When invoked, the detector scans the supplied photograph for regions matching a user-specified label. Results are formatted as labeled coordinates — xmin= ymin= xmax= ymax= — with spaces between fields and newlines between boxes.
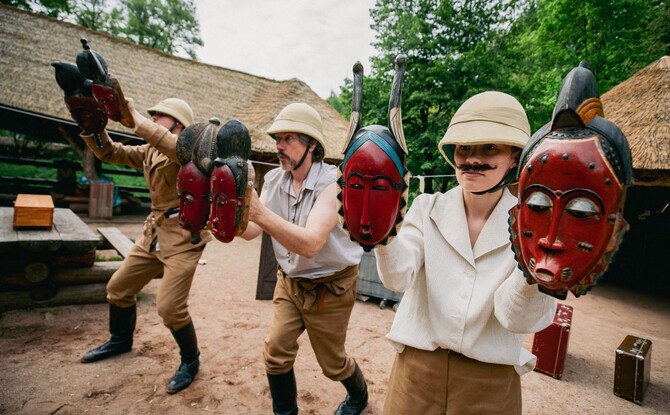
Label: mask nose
xmin=358 ymin=183 xmax=373 ymax=238
xmin=537 ymin=207 xmax=565 ymax=251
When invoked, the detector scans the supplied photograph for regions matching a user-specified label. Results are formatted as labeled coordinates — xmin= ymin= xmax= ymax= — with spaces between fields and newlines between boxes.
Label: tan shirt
xmin=261 ymin=162 xmax=363 ymax=279
xmin=81 ymin=120 xmax=211 ymax=257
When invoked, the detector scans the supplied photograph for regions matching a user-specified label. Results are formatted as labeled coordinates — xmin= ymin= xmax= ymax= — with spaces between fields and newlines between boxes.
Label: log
xmin=0 ymin=208 xmax=18 ymax=254
xmin=24 ymin=262 xmax=49 ymax=283
xmin=51 ymin=249 xmax=96 ymax=268
xmin=0 ymin=282 xmax=108 ymax=312
xmin=0 ymin=261 xmax=121 ymax=289
xmin=30 ymin=281 xmax=58 ymax=301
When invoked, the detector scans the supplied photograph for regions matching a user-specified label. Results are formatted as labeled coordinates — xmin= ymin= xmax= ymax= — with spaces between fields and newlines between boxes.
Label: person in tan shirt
xmin=242 ymin=103 xmax=368 ymax=415
xmin=77 ymin=98 xmax=212 ymax=394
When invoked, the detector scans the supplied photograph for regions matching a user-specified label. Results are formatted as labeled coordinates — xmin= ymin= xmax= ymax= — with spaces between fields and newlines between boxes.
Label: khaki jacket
xmin=81 ymin=120 xmax=212 ymax=257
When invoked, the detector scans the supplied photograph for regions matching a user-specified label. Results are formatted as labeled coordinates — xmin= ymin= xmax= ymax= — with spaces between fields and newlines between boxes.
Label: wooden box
xmin=13 ymin=194 xmax=54 ymax=229
xmin=532 ymin=303 xmax=573 ymax=379
xmin=614 ymin=335 xmax=652 ymax=404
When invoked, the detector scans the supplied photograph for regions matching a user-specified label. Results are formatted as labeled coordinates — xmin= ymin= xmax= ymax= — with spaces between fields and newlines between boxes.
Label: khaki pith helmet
xmin=266 ymin=102 xmax=325 ymax=148
xmin=438 ymin=91 xmax=530 ymax=169
xmin=147 ymin=98 xmax=194 ymax=127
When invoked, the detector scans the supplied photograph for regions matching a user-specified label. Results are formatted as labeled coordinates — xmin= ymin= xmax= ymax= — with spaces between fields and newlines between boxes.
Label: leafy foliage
xmin=332 ymin=0 xmax=667 ymax=196
xmin=0 ymin=0 xmax=70 ymax=17
xmin=3 ymin=0 xmax=204 ymax=59
xmin=109 ymin=0 xmax=203 ymax=59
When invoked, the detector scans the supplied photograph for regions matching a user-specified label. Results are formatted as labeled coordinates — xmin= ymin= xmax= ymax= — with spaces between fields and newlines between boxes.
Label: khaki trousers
xmin=382 ymin=346 xmax=522 ymax=415
xmin=263 ymin=266 xmax=359 ymax=381
xmin=106 ymin=243 xmax=204 ymax=331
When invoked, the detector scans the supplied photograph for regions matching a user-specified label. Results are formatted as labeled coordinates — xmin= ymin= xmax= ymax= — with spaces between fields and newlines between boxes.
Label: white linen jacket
xmin=375 ymin=186 xmax=556 ymax=374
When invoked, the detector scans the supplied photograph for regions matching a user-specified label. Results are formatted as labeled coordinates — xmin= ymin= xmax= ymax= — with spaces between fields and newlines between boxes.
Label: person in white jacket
xmin=375 ymin=91 xmax=557 ymax=415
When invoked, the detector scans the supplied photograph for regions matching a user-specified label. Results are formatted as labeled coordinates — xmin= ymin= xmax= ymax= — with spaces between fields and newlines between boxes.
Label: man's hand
xmin=125 ymin=97 xmax=147 ymax=129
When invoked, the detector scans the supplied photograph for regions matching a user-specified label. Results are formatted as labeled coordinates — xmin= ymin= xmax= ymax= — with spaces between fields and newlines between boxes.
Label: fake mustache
xmin=456 ymin=163 xmax=497 ymax=172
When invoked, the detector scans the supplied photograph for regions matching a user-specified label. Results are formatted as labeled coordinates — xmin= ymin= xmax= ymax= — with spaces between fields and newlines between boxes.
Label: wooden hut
xmin=601 ymin=56 xmax=670 ymax=296
xmin=0 ymin=5 xmax=349 ymax=194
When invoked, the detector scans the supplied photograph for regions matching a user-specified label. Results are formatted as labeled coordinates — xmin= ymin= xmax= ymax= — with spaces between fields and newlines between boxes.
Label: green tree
xmin=109 ymin=0 xmax=203 ymax=59
xmin=0 ymin=0 xmax=70 ymax=17
xmin=333 ymin=0 xmax=666 ymax=197
xmin=71 ymin=0 xmax=110 ymax=31
xmin=2 ymin=0 xmax=203 ymax=59
xmin=357 ymin=0 xmax=519 ymax=195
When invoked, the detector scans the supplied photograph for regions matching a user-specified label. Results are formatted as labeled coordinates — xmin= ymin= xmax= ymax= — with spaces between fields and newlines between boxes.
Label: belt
xmin=164 ymin=207 xmax=180 ymax=219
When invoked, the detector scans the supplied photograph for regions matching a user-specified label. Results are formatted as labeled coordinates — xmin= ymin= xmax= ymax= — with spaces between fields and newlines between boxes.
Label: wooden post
xmin=89 ymin=181 xmax=114 ymax=219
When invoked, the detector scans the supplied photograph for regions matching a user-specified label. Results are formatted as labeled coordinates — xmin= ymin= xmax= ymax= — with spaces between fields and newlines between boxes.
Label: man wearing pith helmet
xmin=242 ymin=102 xmax=369 ymax=415
xmin=375 ymin=92 xmax=556 ymax=414
xmin=78 ymin=96 xmax=212 ymax=395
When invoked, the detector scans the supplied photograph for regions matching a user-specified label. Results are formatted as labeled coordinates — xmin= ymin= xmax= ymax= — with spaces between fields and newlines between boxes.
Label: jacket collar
xmin=430 ymin=186 xmax=516 ymax=267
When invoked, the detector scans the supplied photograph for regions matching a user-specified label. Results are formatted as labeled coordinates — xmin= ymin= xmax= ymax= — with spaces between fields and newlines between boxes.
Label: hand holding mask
xmin=337 ymin=56 xmax=410 ymax=252
xmin=509 ymin=62 xmax=633 ymax=299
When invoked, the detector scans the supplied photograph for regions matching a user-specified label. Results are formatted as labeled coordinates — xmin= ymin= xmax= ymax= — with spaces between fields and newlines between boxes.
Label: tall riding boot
xmin=334 ymin=362 xmax=368 ymax=415
xmin=166 ymin=321 xmax=200 ymax=394
xmin=267 ymin=369 xmax=298 ymax=415
xmin=81 ymin=304 xmax=136 ymax=363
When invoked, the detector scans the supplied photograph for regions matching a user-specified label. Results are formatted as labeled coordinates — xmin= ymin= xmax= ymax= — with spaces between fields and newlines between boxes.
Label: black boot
xmin=166 ymin=321 xmax=200 ymax=394
xmin=334 ymin=362 xmax=368 ymax=415
xmin=81 ymin=304 xmax=136 ymax=363
xmin=267 ymin=369 xmax=298 ymax=415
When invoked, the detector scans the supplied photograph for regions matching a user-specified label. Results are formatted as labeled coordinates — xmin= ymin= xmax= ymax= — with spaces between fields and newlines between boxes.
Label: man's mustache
xmin=456 ymin=163 xmax=497 ymax=172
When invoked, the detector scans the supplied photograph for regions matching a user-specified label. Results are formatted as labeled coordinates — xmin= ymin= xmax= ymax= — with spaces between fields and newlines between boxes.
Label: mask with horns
xmin=337 ymin=56 xmax=410 ymax=252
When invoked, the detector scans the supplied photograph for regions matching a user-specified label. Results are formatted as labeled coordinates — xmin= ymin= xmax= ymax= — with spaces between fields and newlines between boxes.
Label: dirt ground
xmin=1 ymin=212 xmax=669 ymax=415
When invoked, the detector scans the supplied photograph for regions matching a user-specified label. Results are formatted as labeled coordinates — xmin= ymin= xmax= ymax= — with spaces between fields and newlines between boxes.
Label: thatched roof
xmin=0 ymin=5 xmax=349 ymax=162
xmin=602 ymin=56 xmax=670 ymax=186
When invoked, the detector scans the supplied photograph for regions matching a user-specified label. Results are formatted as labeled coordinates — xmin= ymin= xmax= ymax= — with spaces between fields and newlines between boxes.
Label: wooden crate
xmin=13 ymin=194 xmax=54 ymax=229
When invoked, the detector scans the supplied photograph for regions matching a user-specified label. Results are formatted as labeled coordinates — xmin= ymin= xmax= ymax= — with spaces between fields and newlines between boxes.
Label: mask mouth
xmin=533 ymin=269 xmax=555 ymax=283
xmin=357 ymin=232 xmax=373 ymax=241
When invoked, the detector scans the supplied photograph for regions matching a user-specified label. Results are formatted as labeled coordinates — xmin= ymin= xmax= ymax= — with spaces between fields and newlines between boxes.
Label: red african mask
xmin=511 ymin=134 xmax=628 ymax=299
xmin=340 ymin=127 xmax=406 ymax=250
xmin=510 ymin=62 xmax=632 ymax=300
xmin=208 ymin=120 xmax=254 ymax=243
xmin=209 ymin=164 xmax=238 ymax=243
xmin=338 ymin=56 xmax=409 ymax=251
xmin=176 ymin=161 xmax=211 ymax=234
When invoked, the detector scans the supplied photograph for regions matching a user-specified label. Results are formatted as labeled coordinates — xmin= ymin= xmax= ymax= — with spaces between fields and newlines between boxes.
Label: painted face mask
xmin=341 ymin=126 xmax=407 ymax=248
xmin=509 ymin=62 xmax=633 ymax=299
xmin=209 ymin=120 xmax=255 ymax=243
xmin=176 ymin=119 xmax=221 ymax=244
xmin=337 ymin=56 xmax=410 ymax=251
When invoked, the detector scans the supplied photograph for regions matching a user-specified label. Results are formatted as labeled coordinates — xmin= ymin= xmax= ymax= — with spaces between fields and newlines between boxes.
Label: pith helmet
xmin=267 ymin=102 xmax=325 ymax=148
xmin=148 ymin=98 xmax=194 ymax=127
xmin=438 ymin=91 xmax=530 ymax=169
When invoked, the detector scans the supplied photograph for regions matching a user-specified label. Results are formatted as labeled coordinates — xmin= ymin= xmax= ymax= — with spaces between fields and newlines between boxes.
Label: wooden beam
xmin=0 ymin=282 xmax=108 ymax=312
xmin=97 ymin=227 xmax=134 ymax=259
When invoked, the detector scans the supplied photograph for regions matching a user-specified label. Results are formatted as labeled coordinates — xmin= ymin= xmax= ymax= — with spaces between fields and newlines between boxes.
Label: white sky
xmin=193 ymin=0 xmax=378 ymax=99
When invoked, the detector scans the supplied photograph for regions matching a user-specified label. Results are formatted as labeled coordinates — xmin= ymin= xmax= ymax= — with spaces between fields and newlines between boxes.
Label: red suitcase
xmin=532 ymin=303 xmax=573 ymax=379
xmin=614 ymin=335 xmax=652 ymax=404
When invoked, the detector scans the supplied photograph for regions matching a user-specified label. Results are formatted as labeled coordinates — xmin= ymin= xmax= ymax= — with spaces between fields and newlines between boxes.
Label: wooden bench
xmin=97 ymin=227 xmax=134 ymax=259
